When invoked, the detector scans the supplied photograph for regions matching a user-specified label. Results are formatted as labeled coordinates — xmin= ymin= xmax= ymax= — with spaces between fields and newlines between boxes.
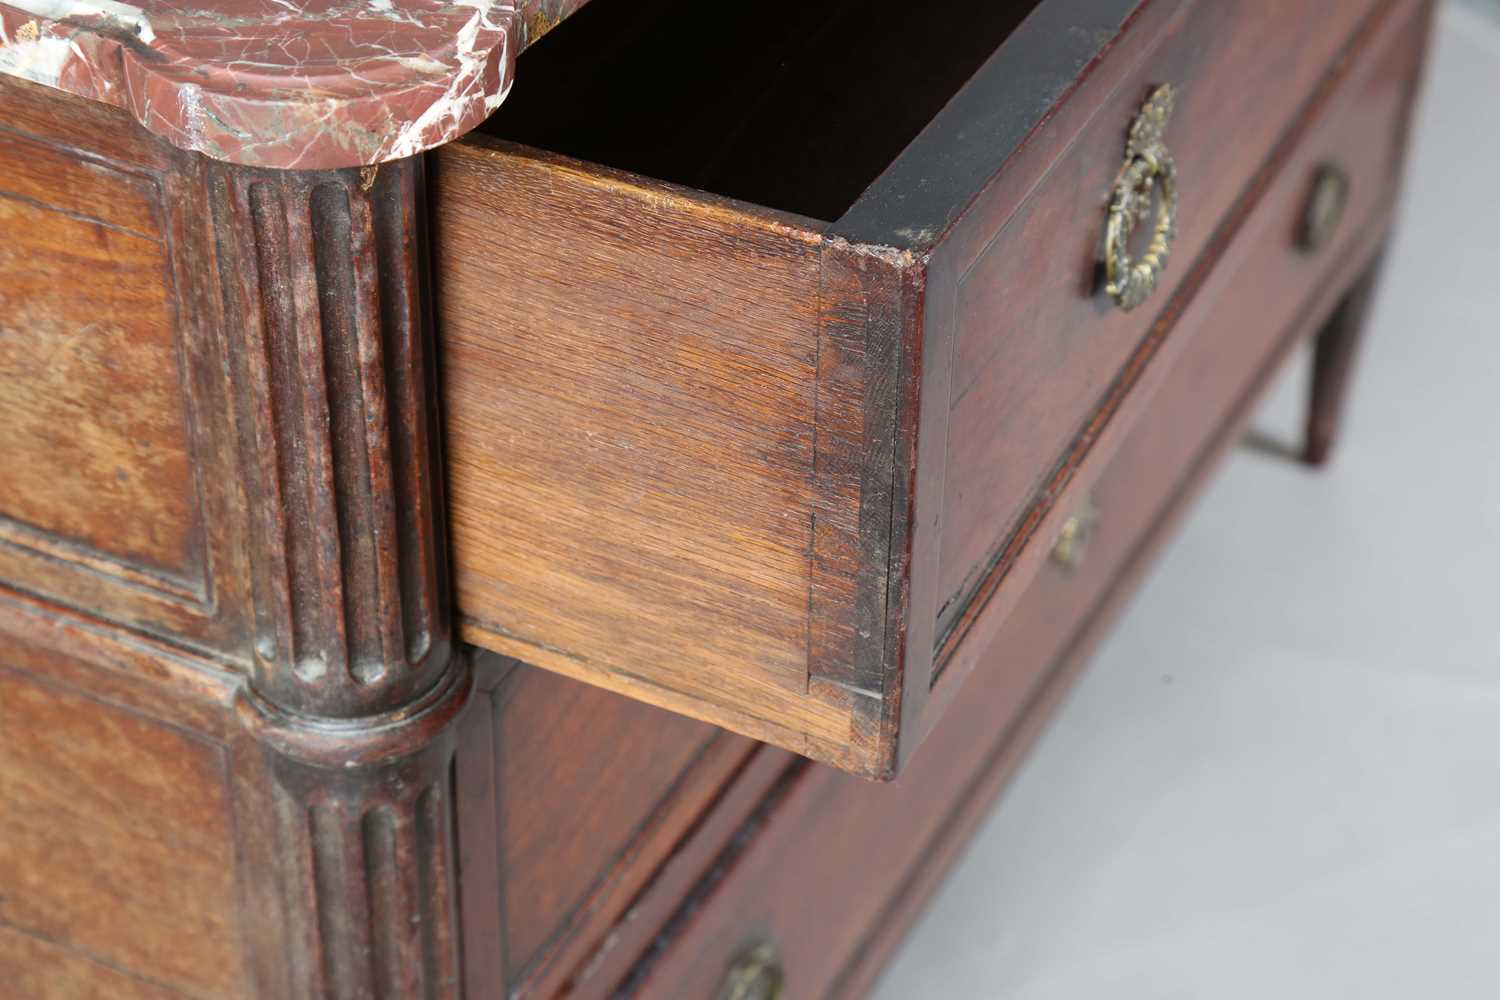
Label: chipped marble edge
xmin=0 ymin=0 xmax=521 ymax=169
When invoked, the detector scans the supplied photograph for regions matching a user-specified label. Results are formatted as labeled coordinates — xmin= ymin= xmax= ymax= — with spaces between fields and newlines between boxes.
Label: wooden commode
xmin=0 ymin=0 xmax=1435 ymax=996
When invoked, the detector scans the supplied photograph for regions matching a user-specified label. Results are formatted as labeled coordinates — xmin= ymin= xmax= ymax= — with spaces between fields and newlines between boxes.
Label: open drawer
xmin=433 ymin=0 xmax=1413 ymax=776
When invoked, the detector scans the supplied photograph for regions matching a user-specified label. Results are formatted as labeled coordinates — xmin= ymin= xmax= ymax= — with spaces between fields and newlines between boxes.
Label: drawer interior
xmin=476 ymin=0 xmax=1042 ymax=221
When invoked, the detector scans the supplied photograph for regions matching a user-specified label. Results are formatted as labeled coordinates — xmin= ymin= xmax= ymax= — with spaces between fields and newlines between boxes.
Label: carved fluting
xmin=208 ymin=154 xmax=472 ymax=998
xmin=209 ymin=158 xmax=449 ymax=719
xmin=237 ymin=659 xmax=471 ymax=1000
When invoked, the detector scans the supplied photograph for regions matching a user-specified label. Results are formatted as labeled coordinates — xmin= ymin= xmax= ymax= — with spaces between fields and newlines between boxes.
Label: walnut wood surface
xmin=202 ymin=156 xmax=474 ymax=998
xmin=438 ymin=0 xmax=1419 ymax=776
xmin=2 ymin=74 xmax=480 ymax=998
xmin=433 ymin=143 xmax=881 ymax=765
xmin=0 ymin=136 xmax=195 ymax=579
xmin=447 ymin=658 xmax=757 ymax=999
xmin=0 ymin=75 xmax=250 ymax=654
xmin=831 ymin=222 xmax=1410 ymax=1000
xmin=0 ymin=589 xmax=247 ymax=999
xmin=452 ymin=653 xmax=758 ymax=997
xmin=616 ymin=205 xmax=1408 ymax=1000
xmin=0 ymin=668 xmax=244 ymax=998
xmin=0 ymin=2 xmax=1435 ymax=997
xmin=909 ymin=0 xmax=1433 ymax=761
xmin=933 ymin=0 xmax=1379 ymax=640
xmin=207 ymin=157 xmax=451 ymax=719
xmin=0 ymin=926 xmax=187 ymax=1000
xmin=605 ymin=7 xmax=1432 ymax=986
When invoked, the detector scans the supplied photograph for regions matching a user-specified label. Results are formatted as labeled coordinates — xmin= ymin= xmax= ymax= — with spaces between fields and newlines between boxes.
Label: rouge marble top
xmin=0 ymin=0 xmax=588 ymax=168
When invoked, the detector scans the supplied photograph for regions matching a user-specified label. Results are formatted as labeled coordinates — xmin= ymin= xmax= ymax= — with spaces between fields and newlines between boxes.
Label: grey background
xmin=873 ymin=4 xmax=1500 ymax=997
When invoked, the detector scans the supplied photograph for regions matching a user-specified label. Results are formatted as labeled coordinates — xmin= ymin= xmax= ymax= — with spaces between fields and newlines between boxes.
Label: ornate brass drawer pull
xmin=1104 ymin=84 xmax=1179 ymax=311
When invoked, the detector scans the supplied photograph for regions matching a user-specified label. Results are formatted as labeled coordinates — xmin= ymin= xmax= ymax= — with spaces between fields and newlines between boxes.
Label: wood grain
xmin=491 ymin=662 xmax=721 ymax=977
xmin=0 ymin=74 xmax=252 ymax=656
xmin=824 ymin=212 xmax=1411 ymax=1000
xmin=0 ymin=133 xmax=199 ymax=588
xmin=201 ymin=155 xmax=477 ymax=999
xmin=0 ymin=669 xmax=244 ymax=999
xmin=934 ymin=0 xmax=1379 ymax=638
xmin=438 ymin=0 xmax=1413 ymax=777
xmin=453 ymin=653 xmax=759 ymax=998
xmin=0 ymin=4 xmax=1435 ymax=998
xmin=615 ymin=163 xmax=1410 ymax=1000
xmin=918 ymin=0 xmax=1431 ymax=749
xmin=435 ymin=142 xmax=890 ymax=767
xmin=0 ymin=927 xmax=186 ymax=1000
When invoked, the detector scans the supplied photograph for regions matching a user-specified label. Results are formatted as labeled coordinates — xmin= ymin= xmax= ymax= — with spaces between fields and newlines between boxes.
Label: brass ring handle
xmin=1104 ymin=84 xmax=1179 ymax=312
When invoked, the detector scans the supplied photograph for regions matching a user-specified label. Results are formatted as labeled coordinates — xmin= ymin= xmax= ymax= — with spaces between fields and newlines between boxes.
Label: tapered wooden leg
xmin=1305 ymin=250 xmax=1386 ymax=466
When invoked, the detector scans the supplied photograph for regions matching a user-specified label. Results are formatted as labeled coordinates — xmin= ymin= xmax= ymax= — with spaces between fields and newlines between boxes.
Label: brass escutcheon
xmin=1104 ymin=84 xmax=1179 ymax=311
xmin=717 ymin=943 xmax=784 ymax=1000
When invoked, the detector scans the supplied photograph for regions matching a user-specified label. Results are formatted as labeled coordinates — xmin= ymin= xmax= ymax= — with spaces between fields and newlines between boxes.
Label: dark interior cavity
xmin=478 ymin=0 xmax=1045 ymax=221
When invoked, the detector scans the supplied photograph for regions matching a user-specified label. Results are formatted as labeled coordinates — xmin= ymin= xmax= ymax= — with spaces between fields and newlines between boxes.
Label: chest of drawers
xmin=0 ymin=0 xmax=1434 ymax=996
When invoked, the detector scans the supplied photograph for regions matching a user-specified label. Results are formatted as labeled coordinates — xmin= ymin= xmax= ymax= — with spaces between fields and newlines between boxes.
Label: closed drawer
xmin=434 ymin=0 xmax=1424 ymax=776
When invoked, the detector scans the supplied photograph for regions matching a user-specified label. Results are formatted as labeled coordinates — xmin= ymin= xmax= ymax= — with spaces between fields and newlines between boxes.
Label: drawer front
xmin=938 ymin=0 xmax=1432 ymax=745
xmin=899 ymin=0 xmax=1432 ymax=761
xmin=613 ymin=11 xmax=1431 ymax=988
xmin=452 ymin=654 xmax=756 ymax=998
xmin=931 ymin=0 xmax=1379 ymax=637
xmin=0 ymin=78 xmax=251 ymax=655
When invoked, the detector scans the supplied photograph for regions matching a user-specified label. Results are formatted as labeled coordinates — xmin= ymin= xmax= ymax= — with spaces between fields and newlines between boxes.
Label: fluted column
xmin=207 ymin=156 xmax=471 ymax=999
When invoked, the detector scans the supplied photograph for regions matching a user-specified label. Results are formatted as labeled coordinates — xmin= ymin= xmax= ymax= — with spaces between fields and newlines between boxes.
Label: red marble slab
xmin=0 ymin=0 xmax=590 ymax=168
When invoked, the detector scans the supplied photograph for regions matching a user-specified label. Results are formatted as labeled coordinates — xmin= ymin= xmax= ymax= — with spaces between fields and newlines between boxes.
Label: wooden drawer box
xmin=435 ymin=0 xmax=1410 ymax=777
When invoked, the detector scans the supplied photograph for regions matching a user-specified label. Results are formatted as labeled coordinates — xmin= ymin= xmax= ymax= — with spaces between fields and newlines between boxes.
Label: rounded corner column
xmin=204 ymin=151 xmax=475 ymax=999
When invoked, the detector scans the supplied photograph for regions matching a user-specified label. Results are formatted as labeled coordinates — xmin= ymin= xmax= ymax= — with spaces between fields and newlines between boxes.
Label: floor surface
xmin=872 ymin=5 xmax=1500 ymax=998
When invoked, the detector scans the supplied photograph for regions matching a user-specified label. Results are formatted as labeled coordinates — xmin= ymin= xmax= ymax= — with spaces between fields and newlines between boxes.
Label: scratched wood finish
xmin=0 ymin=81 xmax=253 ymax=995
xmin=0 ymin=76 xmax=249 ymax=654
xmin=0 ymin=5 xmax=1433 ymax=998
xmin=0 ymin=927 xmax=187 ymax=1000
xmin=0 ymin=138 xmax=194 ymax=578
xmin=1 ymin=73 xmax=481 ymax=1000
xmin=439 ymin=0 xmax=1403 ymax=776
xmin=199 ymin=153 xmax=484 ymax=998
xmin=0 ymin=672 xmax=243 ymax=998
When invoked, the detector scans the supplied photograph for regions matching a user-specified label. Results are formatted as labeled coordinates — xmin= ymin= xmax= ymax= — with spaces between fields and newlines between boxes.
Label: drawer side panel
xmin=437 ymin=142 xmax=871 ymax=763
